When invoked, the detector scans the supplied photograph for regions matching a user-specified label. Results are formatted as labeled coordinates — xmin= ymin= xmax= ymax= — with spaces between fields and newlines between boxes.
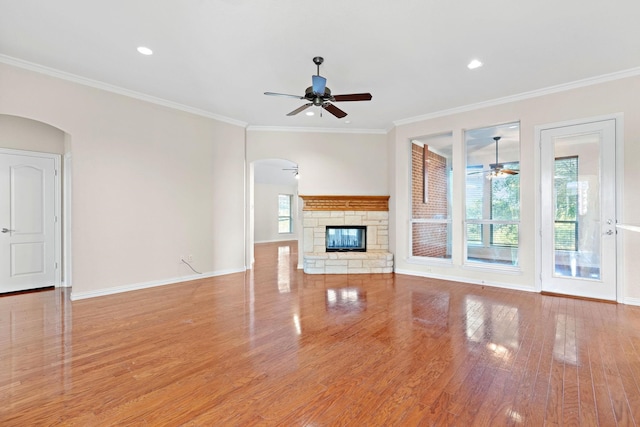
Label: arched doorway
xmin=0 ymin=114 xmax=71 ymax=291
xmin=248 ymin=158 xmax=300 ymax=268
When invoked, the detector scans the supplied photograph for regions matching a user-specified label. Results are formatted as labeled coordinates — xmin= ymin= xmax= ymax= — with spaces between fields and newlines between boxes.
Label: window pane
xmin=467 ymin=224 xmax=519 ymax=265
xmin=491 ymin=173 xmax=520 ymax=221
xmin=412 ymin=222 xmax=451 ymax=259
xmin=278 ymin=194 xmax=291 ymax=216
xmin=465 ymin=166 xmax=484 ymax=220
xmin=411 ymin=133 xmax=452 ymax=220
xmin=554 ymin=156 xmax=578 ymax=251
xmin=490 ymin=224 xmax=519 ymax=247
xmin=467 ymin=223 xmax=482 ymax=244
xmin=465 ymin=122 xmax=520 ymax=266
xmin=410 ymin=133 xmax=453 ymax=260
xmin=279 ymin=218 xmax=291 ymax=233
xmin=278 ymin=194 xmax=292 ymax=234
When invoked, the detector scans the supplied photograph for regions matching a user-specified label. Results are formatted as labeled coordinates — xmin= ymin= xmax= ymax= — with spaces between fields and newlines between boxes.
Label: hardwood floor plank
xmin=1 ymin=241 xmax=639 ymax=425
xmin=595 ymin=302 xmax=638 ymax=426
xmin=575 ymin=299 xmax=599 ymax=426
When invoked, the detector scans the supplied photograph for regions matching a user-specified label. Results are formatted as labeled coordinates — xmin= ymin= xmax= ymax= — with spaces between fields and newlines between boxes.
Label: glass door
xmin=540 ymin=120 xmax=616 ymax=300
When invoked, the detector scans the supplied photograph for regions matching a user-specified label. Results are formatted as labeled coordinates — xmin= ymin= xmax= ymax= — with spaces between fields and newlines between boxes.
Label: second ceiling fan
xmin=264 ymin=56 xmax=372 ymax=119
xmin=468 ymin=136 xmax=520 ymax=179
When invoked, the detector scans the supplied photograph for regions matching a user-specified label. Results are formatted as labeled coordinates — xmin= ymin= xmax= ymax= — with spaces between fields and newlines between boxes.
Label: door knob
xmin=1 ymin=228 xmax=14 ymax=233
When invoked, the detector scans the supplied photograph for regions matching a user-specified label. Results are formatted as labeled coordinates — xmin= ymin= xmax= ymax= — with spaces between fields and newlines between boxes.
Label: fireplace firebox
xmin=326 ymin=226 xmax=367 ymax=252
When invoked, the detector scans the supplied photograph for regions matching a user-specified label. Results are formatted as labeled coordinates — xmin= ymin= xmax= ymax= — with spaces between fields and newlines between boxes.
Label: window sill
xmin=406 ymin=256 xmax=454 ymax=267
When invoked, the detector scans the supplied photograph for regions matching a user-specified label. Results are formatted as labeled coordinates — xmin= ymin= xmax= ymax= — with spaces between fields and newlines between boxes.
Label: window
xmin=410 ymin=132 xmax=453 ymax=260
xmin=490 ymin=164 xmax=520 ymax=246
xmin=278 ymin=194 xmax=293 ymax=233
xmin=465 ymin=122 xmax=520 ymax=266
xmin=554 ymin=156 xmax=578 ymax=251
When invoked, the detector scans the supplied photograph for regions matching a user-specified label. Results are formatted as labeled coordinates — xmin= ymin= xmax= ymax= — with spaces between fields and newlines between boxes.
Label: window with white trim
xmin=278 ymin=194 xmax=293 ymax=234
xmin=410 ymin=132 xmax=453 ymax=260
xmin=465 ymin=122 xmax=520 ymax=266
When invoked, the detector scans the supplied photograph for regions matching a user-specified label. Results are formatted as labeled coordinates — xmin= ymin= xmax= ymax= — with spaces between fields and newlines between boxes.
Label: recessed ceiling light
xmin=467 ymin=59 xmax=483 ymax=70
xmin=305 ymin=111 xmax=314 ymax=116
xmin=137 ymin=46 xmax=153 ymax=56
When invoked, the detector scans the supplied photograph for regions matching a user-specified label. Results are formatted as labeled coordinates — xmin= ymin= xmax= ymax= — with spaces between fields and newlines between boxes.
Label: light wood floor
xmin=2 ymin=241 xmax=640 ymax=426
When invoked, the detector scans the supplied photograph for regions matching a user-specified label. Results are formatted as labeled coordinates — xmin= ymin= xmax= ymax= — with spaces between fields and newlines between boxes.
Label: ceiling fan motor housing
xmin=305 ymin=86 xmax=331 ymax=105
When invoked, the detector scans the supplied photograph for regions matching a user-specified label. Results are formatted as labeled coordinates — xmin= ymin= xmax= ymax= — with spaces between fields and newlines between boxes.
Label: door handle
xmin=1 ymin=228 xmax=14 ymax=233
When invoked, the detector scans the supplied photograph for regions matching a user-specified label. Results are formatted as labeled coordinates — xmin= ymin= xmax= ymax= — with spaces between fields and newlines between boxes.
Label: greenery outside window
xmin=278 ymin=194 xmax=293 ymax=233
xmin=554 ymin=156 xmax=579 ymax=251
xmin=465 ymin=122 xmax=520 ymax=266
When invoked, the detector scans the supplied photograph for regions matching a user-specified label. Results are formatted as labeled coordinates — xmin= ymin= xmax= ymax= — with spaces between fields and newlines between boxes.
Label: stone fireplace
xmin=300 ymin=195 xmax=393 ymax=274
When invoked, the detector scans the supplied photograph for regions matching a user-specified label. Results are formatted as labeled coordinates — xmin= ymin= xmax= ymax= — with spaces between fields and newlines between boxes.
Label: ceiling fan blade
xmin=312 ymin=75 xmax=326 ymax=95
xmin=501 ymin=169 xmax=519 ymax=175
xmin=286 ymin=103 xmax=313 ymax=116
xmin=333 ymin=93 xmax=372 ymax=102
xmin=264 ymin=92 xmax=304 ymax=100
xmin=322 ymin=103 xmax=347 ymax=119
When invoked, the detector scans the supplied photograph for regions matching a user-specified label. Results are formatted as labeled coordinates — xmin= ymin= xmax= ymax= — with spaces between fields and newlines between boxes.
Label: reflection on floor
xmin=1 ymin=240 xmax=639 ymax=425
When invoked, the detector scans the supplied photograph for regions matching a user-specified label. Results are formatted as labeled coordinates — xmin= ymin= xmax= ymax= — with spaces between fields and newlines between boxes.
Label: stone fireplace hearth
xmin=300 ymin=195 xmax=393 ymax=274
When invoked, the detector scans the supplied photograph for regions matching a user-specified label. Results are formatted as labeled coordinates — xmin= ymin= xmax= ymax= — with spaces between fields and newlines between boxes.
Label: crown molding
xmin=246 ymin=125 xmax=387 ymax=135
xmin=0 ymin=54 xmax=248 ymax=128
xmin=393 ymin=67 xmax=640 ymax=127
xmin=4 ymin=53 xmax=638 ymax=133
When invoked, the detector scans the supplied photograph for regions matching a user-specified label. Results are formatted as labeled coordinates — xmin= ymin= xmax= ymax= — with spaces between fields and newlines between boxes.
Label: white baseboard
xmin=255 ymin=238 xmax=299 ymax=244
xmin=395 ymin=268 xmax=640 ymax=305
xmin=624 ymin=297 xmax=640 ymax=306
xmin=394 ymin=268 xmax=537 ymax=293
xmin=69 ymin=267 xmax=246 ymax=301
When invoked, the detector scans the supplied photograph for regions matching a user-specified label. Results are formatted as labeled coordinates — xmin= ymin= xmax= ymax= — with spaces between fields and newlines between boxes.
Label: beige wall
xmin=0 ymin=63 xmax=246 ymax=298
xmin=247 ymin=130 xmax=388 ymax=196
xmin=0 ymin=115 xmax=65 ymax=154
xmin=393 ymin=75 xmax=640 ymax=303
xmin=254 ymin=182 xmax=299 ymax=243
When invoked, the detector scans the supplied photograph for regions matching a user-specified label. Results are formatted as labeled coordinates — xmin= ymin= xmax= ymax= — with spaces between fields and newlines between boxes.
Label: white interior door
xmin=540 ymin=119 xmax=616 ymax=300
xmin=0 ymin=151 xmax=59 ymax=293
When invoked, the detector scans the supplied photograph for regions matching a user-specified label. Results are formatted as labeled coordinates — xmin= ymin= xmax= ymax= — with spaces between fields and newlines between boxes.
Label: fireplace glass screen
xmin=326 ymin=226 xmax=366 ymax=252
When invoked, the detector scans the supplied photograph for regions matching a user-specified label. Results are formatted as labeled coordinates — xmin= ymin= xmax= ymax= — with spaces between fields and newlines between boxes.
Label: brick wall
xmin=411 ymin=143 xmax=450 ymax=258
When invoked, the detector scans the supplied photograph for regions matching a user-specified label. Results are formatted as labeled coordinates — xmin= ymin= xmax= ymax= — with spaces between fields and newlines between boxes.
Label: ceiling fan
xmin=282 ymin=166 xmax=299 ymax=179
xmin=469 ymin=136 xmax=519 ymax=179
xmin=264 ymin=56 xmax=372 ymax=119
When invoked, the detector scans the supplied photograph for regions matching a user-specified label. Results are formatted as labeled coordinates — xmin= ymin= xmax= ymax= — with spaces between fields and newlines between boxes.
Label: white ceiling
xmin=1 ymin=0 xmax=639 ymax=131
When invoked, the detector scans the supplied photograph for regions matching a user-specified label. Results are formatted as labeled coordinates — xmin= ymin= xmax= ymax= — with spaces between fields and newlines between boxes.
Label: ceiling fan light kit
xmin=467 ymin=136 xmax=520 ymax=179
xmin=264 ymin=56 xmax=372 ymax=119
xmin=485 ymin=136 xmax=519 ymax=179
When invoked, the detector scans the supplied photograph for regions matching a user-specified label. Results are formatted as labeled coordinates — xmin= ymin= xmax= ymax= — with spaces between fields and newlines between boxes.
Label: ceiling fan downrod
xmin=313 ymin=56 xmax=324 ymax=76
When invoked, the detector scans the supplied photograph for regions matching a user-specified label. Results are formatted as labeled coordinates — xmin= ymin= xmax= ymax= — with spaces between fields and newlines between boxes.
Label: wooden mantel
xmin=299 ymin=195 xmax=389 ymax=211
